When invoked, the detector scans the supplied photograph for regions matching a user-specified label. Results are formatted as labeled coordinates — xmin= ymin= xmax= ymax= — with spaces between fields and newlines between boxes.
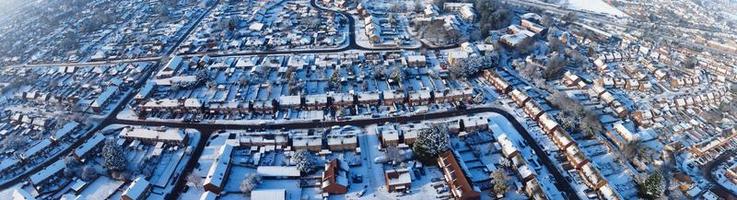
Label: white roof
xmin=251 ymin=189 xmax=286 ymax=200
xmin=119 ymin=127 xmax=186 ymax=143
xmin=92 ymin=86 xmax=118 ymax=108
xmin=122 ymin=177 xmax=150 ymax=200
xmin=30 ymin=160 xmax=65 ymax=185
xmin=22 ymin=139 xmax=52 ymax=159
xmin=74 ymin=133 xmax=106 ymax=158
xmin=204 ymin=144 xmax=233 ymax=189
xmin=384 ymin=168 xmax=412 ymax=186
xmin=12 ymin=188 xmax=35 ymax=200
xmin=257 ymin=166 xmax=301 ymax=177
xmin=199 ymin=191 xmax=217 ymax=200
xmin=51 ymin=121 xmax=80 ymax=141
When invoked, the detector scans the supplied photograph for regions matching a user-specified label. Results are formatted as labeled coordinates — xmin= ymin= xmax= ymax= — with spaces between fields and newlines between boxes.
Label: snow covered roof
xmin=204 ymin=144 xmax=233 ymax=190
xmin=135 ymin=82 xmax=155 ymax=100
xmin=257 ymin=165 xmax=301 ymax=178
xmin=613 ymin=123 xmax=638 ymax=142
xmin=142 ymin=98 xmax=180 ymax=109
xmin=292 ymin=135 xmax=322 ymax=149
xmin=74 ymin=133 xmax=106 ymax=158
xmin=122 ymin=177 xmax=151 ymax=200
xmin=0 ymin=158 xmax=19 ymax=172
xmin=92 ymin=86 xmax=118 ymax=108
xmin=199 ymin=191 xmax=217 ymax=200
xmin=29 ymin=159 xmax=65 ymax=185
xmin=51 ymin=121 xmax=80 ymax=142
xmin=12 ymin=188 xmax=34 ymax=200
xmin=119 ymin=127 xmax=187 ymax=143
xmin=251 ymin=189 xmax=286 ymax=200
xmin=384 ymin=168 xmax=412 ymax=186
xmin=184 ymin=98 xmax=202 ymax=108
xmin=437 ymin=151 xmax=480 ymax=199
xmin=21 ymin=139 xmax=52 ymax=160
xmin=322 ymin=159 xmax=350 ymax=191
xmin=497 ymin=134 xmax=518 ymax=158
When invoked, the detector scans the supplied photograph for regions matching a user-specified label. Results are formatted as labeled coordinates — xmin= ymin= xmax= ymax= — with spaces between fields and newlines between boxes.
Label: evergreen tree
xmin=102 ymin=139 xmax=127 ymax=171
xmin=412 ymin=124 xmax=450 ymax=164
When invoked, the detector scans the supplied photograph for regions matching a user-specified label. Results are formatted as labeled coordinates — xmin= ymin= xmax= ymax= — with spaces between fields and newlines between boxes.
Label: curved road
xmin=14 ymin=0 xmax=462 ymax=68
xmin=0 ymin=1 xmax=557 ymax=199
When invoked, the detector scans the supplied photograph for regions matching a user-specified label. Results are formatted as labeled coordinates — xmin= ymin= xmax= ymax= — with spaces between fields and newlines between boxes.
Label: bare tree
xmin=240 ymin=173 xmax=262 ymax=196
xmin=81 ymin=165 xmax=99 ymax=181
xmin=542 ymin=54 xmax=567 ymax=80
xmin=384 ymin=145 xmax=403 ymax=164
xmin=491 ymin=169 xmax=508 ymax=195
xmin=579 ymin=112 xmax=603 ymax=138
xmin=187 ymin=173 xmax=204 ymax=191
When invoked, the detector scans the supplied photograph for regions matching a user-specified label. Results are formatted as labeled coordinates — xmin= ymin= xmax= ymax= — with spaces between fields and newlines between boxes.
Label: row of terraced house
xmin=482 ymin=70 xmax=623 ymax=200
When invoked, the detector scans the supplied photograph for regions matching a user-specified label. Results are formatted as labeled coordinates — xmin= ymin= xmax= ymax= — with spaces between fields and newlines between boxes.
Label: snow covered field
xmin=557 ymin=0 xmax=627 ymax=17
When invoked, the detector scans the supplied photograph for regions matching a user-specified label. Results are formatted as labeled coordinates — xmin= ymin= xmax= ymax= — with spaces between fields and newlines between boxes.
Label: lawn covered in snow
xmin=558 ymin=0 xmax=627 ymax=17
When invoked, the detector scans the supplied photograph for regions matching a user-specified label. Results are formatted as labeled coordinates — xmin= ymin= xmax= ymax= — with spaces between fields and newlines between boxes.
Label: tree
xmin=385 ymin=145 xmax=404 ymax=164
xmin=434 ymin=0 xmax=448 ymax=8
xmin=64 ymin=156 xmax=82 ymax=177
xmin=187 ymin=173 xmax=204 ymax=191
xmin=579 ymin=112 xmax=603 ymax=138
xmin=412 ymin=124 xmax=450 ymax=164
xmin=518 ymin=62 xmax=541 ymax=80
xmin=561 ymin=12 xmax=578 ymax=24
xmin=240 ymin=173 xmax=262 ymax=196
xmin=80 ymin=165 xmax=98 ymax=181
xmin=448 ymin=56 xmax=493 ymax=79
xmin=59 ymin=31 xmax=81 ymax=50
xmin=372 ymin=65 xmax=385 ymax=79
xmin=623 ymin=140 xmax=644 ymax=160
xmin=475 ymin=0 xmax=510 ymax=37
xmin=683 ymin=56 xmax=698 ymax=69
xmin=540 ymin=15 xmax=554 ymax=27
xmin=389 ymin=67 xmax=402 ymax=83
xmin=102 ymin=139 xmax=127 ymax=171
xmin=301 ymin=16 xmax=322 ymax=30
xmin=292 ymin=150 xmax=317 ymax=174
xmin=413 ymin=0 xmax=423 ymax=13
xmin=491 ymin=169 xmax=508 ymax=195
xmin=547 ymin=33 xmax=565 ymax=53
xmin=329 ymin=71 xmax=341 ymax=90
xmin=195 ymin=69 xmax=211 ymax=86
xmin=542 ymin=53 xmax=567 ymax=80
xmin=639 ymin=171 xmax=664 ymax=199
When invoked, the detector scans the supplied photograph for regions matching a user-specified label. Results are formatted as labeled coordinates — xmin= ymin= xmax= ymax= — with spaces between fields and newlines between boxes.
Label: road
xmin=10 ymin=0 xmax=462 ymax=68
xmin=0 ymin=1 xmax=573 ymax=198
xmin=0 ymin=62 xmax=159 ymax=190
xmin=110 ymin=105 xmax=580 ymax=199
xmin=703 ymin=150 xmax=737 ymax=199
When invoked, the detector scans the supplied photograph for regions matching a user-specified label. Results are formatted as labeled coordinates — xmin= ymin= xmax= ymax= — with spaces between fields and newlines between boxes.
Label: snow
xmin=29 ymin=159 xmax=65 ymax=185
xmin=78 ymin=176 xmax=125 ymax=200
xmin=256 ymin=166 xmax=301 ymax=178
xmin=204 ymin=144 xmax=233 ymax=191
xmin=122 ymin=177 xmax=151 ymax=200
xmin=558 ymin=0 xmax=627 ymax=17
